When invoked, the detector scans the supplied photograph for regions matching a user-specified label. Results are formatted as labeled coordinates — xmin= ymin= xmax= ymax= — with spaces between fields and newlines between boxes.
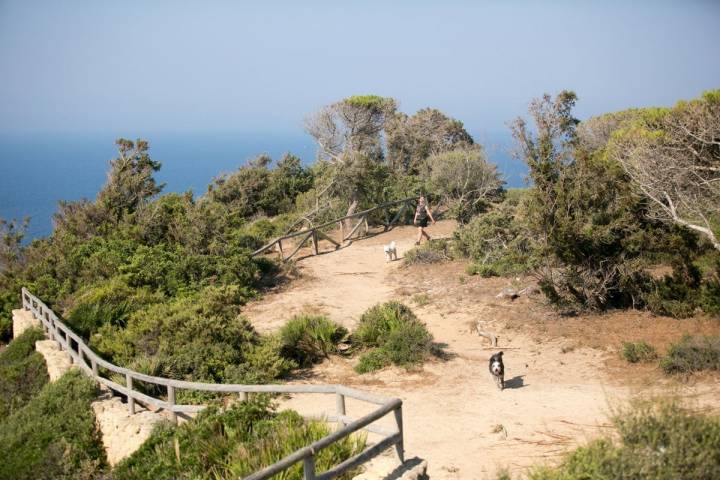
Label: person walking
xmin=414 ymin=194 xmax=435 ymax=245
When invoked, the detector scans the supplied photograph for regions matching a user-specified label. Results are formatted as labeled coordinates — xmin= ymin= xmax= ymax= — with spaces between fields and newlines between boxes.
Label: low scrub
xmin=354 ymin=301 xmax=434 ymax=373
xmin=660 ymin=335 xmax=720 ymax=375
xmin=622 ymin=340 xmax=658 ymax=363
xmin=279 ymin=314 xmax=347 ymax=367
xmin=455 ymin=199 xmax=532 ymax=278
xmin=504 ymin=401 xmax=720 ymax=480
xmin=113 ymin=397 xmax=365 ymax=480
xmin=0 ymin=327 xmax=49 ymax=419
xmin=403 ymin=240 xmax=452 ymax=266
xmin=0 ymin=369 xmax=106 ymax=480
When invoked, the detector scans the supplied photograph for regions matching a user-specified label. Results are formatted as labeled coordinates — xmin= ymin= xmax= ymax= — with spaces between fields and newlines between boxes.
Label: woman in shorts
xmin=413 ymin=195 xmax=435 ymax=245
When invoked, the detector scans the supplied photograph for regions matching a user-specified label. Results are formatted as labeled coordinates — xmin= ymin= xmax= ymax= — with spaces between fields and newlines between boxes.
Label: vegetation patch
xmin=113 ymin=397 xmax=365 ymax=480
xmin=501 ymin=401 xmax=720 ymax=480
xmin=0 ymin=369 xmax=106 ymax=480
xmin=353 ymin=301 xmax=434 ymax=373
xmin=279 ymin=314 xmax=348 ymax=367
xmin=0 ymin=327 xmax=49 ymax=419
xmin=621 ymin=340 xmax=658 ymax=363
xmin=660 ymin=335 xmax=720 ymax=375
xmin=403 ymin=239 xmax=452 ymax=266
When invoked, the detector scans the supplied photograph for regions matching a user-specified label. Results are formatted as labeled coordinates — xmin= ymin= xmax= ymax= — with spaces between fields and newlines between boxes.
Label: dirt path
xmin=244 ymin=221 xmax=458 ymax=333
xmin=243 ymin=222 xmax=720 ymax=479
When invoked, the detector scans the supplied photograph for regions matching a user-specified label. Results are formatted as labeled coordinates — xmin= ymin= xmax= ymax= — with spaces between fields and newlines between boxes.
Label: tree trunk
xmin=343 ymin=192 xmax=359 ymax=231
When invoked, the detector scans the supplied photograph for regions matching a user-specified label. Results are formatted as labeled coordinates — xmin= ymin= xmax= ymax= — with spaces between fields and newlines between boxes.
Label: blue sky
xmin=1 ymin=0 xmax=719 ymax=138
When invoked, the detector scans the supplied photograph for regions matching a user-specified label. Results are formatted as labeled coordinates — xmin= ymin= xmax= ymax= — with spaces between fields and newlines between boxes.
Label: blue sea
xmin=0 ymin=132 xmax=527 ymax=239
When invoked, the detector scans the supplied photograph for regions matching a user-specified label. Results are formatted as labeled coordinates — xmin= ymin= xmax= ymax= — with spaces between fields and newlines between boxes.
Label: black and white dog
xmin=489 ymin=351 xmax=504 ymax=390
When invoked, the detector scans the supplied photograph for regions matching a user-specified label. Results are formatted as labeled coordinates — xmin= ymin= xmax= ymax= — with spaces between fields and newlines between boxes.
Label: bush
xmin=355 ymin=301 xmax=419 ymax=347
xmin=402 ymin=240 xmax=452 ymax=266
xmin=455 ymin=198 xmax=532 ymax=277
xmin=355 ymin=348 xmax=391 ymax=374
xmin=278 ymin=315 xmax=347 ymax=367
xmin=353 ymin=301 xmax=434 ymax=373
xmin=660 ymin=335 xmax=720 ymax=375
xmin=113 ymin=397 xmax=365 ymax=480
xmin=519 ymin=401 xmax=720 ymax=480
xmin=0 ymin=328 xmax=49 ymax=419
xmin=0 ymin=369 xmax=106 ymax=480
xmin=383 ymin=321 xmax=433 ymax=367
xmin=63 ymin=276 xmax=161 ymax=338
xmin=91 ymin=285 xmax=265 ymax=383
xmin=622 ymin=341 xmax=658 ymax=363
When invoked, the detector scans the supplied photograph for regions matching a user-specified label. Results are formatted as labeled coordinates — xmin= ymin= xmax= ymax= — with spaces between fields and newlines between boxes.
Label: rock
xmin=92 ymin=395 xmax=167 ymax=466
xmin=35 ymin=339 xmax=74 ymax=382
xmin=12 ymin=309 xmax=41 ymax=338
xmin=495 ymin=288 xmax=519 ymax=300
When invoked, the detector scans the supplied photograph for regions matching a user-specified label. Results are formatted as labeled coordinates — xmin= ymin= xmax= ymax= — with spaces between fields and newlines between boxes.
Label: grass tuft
xmin=660 ymin=335 xmax=720 ymax=375
xmin=622 ymin=340 xmax=658 ymax=363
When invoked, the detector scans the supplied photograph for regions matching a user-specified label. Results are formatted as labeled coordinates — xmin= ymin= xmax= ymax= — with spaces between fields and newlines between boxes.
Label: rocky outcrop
xmin=91 ymin=392 xmax=167 ymax=466
xmin=34 ymin=339 xmax=74 ymax=381
xmin=12 ymin=308 xmax=40 ymax=338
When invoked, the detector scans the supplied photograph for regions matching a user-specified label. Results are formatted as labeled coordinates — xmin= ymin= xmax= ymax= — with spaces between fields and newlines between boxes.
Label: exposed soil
xmin=243 ymin=220 xmax=720 ymax=479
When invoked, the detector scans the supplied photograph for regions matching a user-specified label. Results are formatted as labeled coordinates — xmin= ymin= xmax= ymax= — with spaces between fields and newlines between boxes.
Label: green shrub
xmin=355 ymin=348 xmax=391 ymax=374
xmin=64 ymin=276 xmax=161 ymax=338
xmin=383 ymin=321 xmax=433 ymax=366
xmin=92 ymin=285 xmax=264 ymax=383
xmin=0 ymin=369 xmax=106 ymax=480
xmin=0 ymin=327 xmax=49 ymax=419
xmin=279 ymin=314 xmax=347 ymax=367
xmin=353 ymin=301 xmax=434 ymax=373
xmin=455 ymin=200 xmax=531 ymax=277
xmin=355 ymin=301 xmax=419 ymax=347
xmin=660 ymin=335 xmax=720 ymax=375
xmin=114 ymin=397 xmax=365 ymax=480
xmin=519 ymin=401 xmax=720 ymax=480
xmin=622 ymin=341 xmax=658 ymax=363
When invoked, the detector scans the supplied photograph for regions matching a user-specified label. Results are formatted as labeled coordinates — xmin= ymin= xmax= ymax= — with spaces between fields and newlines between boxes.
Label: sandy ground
xmin=244 ymin=221 xmax=720 ymax=479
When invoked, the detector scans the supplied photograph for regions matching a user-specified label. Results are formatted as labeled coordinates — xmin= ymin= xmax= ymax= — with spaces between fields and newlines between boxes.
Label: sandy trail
xmin=243 ymin=221 xmax=720 ymax=479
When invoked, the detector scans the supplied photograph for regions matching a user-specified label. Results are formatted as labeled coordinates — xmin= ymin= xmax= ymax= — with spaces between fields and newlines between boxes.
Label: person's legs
xmin=416 ymin=227 xmax=423 ymax=245
xmin=422 ymin=228 xmax=431 ymax=241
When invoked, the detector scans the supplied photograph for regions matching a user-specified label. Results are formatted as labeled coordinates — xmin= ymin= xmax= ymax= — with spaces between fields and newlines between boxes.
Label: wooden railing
xmin=21 ymin=288 xmax=404 ymax=480
xmin=252 ymin=197 xmax=416 ymax=261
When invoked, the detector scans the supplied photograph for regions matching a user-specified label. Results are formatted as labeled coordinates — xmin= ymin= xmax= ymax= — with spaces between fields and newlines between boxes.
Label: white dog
xmin=384 ymin=241 xmax=397 ymax=262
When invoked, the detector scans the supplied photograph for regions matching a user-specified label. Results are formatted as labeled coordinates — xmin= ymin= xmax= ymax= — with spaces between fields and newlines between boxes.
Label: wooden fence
xmin=252 ymin=197 xmax=416 ymax=262
xmin=21 ymin=288 xmax=404 ymax=480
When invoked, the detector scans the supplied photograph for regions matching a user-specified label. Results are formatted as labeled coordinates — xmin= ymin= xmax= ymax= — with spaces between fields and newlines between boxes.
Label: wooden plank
xmin=311 ymin=230 xmax=319 ymax=255
xmin=343 ymin=216 xmax=365 ymax=241
xmin=317 ymin=230 xmax=340 ymax=247
xmin=387 ymin=202 xmax=408 ymax=229
xmin=284 ymin=230 xmax=313 ymax=261
xmin=317 ymin=433 xmax=402 ymax=480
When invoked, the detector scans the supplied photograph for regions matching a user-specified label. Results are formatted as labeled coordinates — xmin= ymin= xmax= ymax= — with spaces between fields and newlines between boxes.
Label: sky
xmin=1 ymin=0 xmax=719 ymax=139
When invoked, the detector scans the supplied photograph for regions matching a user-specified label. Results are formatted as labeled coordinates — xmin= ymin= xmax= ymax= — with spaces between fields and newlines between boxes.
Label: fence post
xmin=394 ymin=406 xmax=405 ymax=463
xmin=92 ymin=358 xmax=98 ymax=377
xmin=239 ymin=391 xmax=248 ymax=402
xmin=339 ymin=221 xmax=345 ymax=241
xmin=336 ymin=392 xmax=346 ymax=426
xmin=126 ymin=374 xmax=135 ymax=414
xmin=303 ymin=455 xmax=317 ymax=480
xmin=311 ymin=230 xmax=319 ymax=255
xmin=168 ymin=385 xmax=177 ymax=424
xmin=277 ymin=240 xmax=284 ymax=260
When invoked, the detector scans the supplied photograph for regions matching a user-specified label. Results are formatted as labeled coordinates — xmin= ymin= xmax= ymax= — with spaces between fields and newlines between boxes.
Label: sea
xmin=0 ymin=132 xmax=527 ymax=240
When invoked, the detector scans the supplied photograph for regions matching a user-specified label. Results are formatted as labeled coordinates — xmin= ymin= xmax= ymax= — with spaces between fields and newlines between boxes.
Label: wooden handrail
xmin=251 ymin=197 xmax=416 ymax=260
xmin=21 ymin=288 xmax=404 ymax=480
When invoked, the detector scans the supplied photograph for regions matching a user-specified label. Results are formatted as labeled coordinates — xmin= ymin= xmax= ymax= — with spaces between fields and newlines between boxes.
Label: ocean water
xmin=0 ymin=132 xmax=527 ymax=239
